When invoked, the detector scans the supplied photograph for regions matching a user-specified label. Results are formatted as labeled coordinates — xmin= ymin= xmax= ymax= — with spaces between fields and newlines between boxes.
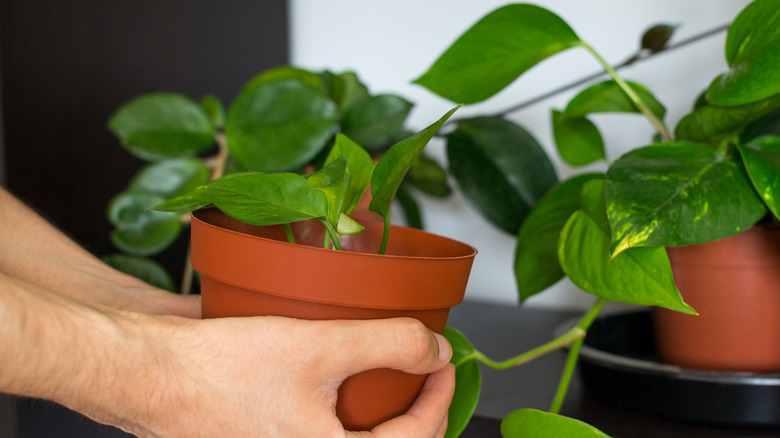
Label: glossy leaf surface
xmin=447 ymin=117 xmax=558 ymax=234
xmin=102 ymin=254 xmax=175 ymax=292
xmin=564 ymin=80 xmax=666 ymax=119
xmin=129 ymin=158 xmax=211 ymax=198
xmin=707 ymin=0 xmax=780 ymax=106
xmin=108 ymin=93 xmax=216 ymax=161
xmin=405 ymin=154 xmax=452 ymax=198
xmin=225 ymin=79 xmax=339 ymax=171
xmin=606 ymin=142 xmax=766 ymax=255
xmin=675 ymin=94 xmax=780 ymax=144
xmin=413 ymin=4 xmax=580 ymax=104
xmin=343 ymin=94 xmax=413 ymax=150
xmin=305 ymin=159 xmax=350 ymax=227
xmin=443 ymin=327 xmax=480 ymax=438
xmin=370 ymin=106 xmax=459 ymax=223
xmin=501 ymin=409 xmax=611 ymax=438
xmin=206 ymin=173 xmax=328 ymax=226
xmin=243 ymin=66 xmax=325 ymax=94
xmin=739 ymin=135 xmax=780 ymax=219
xmin=325 ymin=134 xmax=375 ymax=214
xmin=107 ymin=191 xmax=182 ymax=256
xmin=552 ymin=110 xmax=605 ymax=166
xmin=515 ymin=173 xmax=603 ymax=302
xmin=322 ymin=70 xmax=370 ymax=114
xmin=559 ymin=180 xmax=694 ymax=313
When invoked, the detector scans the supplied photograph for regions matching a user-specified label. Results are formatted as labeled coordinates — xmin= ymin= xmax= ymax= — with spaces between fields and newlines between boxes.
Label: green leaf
xmin=741 ymin=107 xmax=780 ymax=143
xmin=129 ymin=158 xmax=211 ymax=198
xmin=243 ymin=66 xmax=326 ymax=94
xmin=305 ymin=159 xmax=351 ymax=227
xmin=606 ymin=142 xmax=766 ymax=256
xmin=107 ymin=191 xmax=183 ymax=256
xmin=325 ymin=134 xmax=374 ymax=214
xmin=501 ymin=409 xmax=611 ymax=438
xmin=707 ymin=0 xmax=780 ymax=106
xmin=675 ymin=94 xmax=780 ymax=144
xmin=336 ymin=213 xmax=364 ymax=235
xmin=552 ymin=110 xmax=605 ymax=166
xmin=413 ymin=4 xmax=581 ymax=104
xmin=559 ymin=210 xmax=695 ymax=313
xmin=102 ymin=254 xmax=175 ymax=292
xmin=152 ymin=185 xmax=211 ymax=213
xmin=563 ymin=80 xmax=666 ymax=119
xmin=396 ymin=185 xmax=423 ymax=229
xmin=108 ymin=93 xmax=216 ymax=161
xmin=443 ymin=327 xmax=481 ymax=438
xmin=369 ymin=105 xmax=460 ymax=223
xmin=206 ymin=172 xmax=329 ymax=226
xmin=200 ymin=94 xmax=226 ymax=129
xmin=225 ymin=79 xmax=339 ymax=171
xmin=641 ymin=24 xmax=677 ymax=53
xmin=739 ymin=135 xmax=780 ymax=219
xmin=447 ymin=117 xmax=558 ymax=234
xmin=515 ymin=173 xmax=603 ymax=302
xmin=321 ymin=70 xmax=370 ymax=114
xmin=343 ymin=94 xmax=413 ymax=150
xmin=405 ymin=154 xmax=452 ymax=198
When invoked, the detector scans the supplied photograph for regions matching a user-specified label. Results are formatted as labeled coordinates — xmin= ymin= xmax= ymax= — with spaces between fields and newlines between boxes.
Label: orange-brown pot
xmin=653 ymin=226 xmax=780 ymax=372
xmin=190 ymin=208 xmax=477 ymax=430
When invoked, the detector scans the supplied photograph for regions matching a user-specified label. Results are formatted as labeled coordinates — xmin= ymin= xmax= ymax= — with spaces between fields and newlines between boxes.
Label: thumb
xmin=321 ymin=317 xmax=452 ymax=378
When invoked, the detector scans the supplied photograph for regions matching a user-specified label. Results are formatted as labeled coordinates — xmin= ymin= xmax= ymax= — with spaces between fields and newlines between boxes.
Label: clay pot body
xmin=190 ymin=208 xmax=476 ymax=430
xmin=653 ymin=226 xmax=780 ymax=372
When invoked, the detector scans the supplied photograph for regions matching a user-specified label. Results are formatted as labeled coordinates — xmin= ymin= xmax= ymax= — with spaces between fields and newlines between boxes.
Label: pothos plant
xmin=411 ymin=0 xmax=780 ymax=437
xmin=104 ymin=68 xmax=453 ymax=291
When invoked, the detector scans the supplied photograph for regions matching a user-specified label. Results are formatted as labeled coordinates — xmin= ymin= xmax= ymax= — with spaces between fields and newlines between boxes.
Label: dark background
xmin=0 ymin=1 xmax=288 ymax=436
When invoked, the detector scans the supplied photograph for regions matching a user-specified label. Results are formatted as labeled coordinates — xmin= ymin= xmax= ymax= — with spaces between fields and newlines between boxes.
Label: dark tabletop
xmin=448 ymin=299 xmax=780 ymax=438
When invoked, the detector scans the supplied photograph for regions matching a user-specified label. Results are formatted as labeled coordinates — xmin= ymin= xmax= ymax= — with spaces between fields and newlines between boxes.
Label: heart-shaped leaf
xmin=413 ymin=4 xmax=581 ymax=104
xmin=707 ymin=0 xmax=780 ymax=106
xmin=370 ymin=106 xmax=459 ymax=224
xmin=325 ymin=134 xmax=375 ymax=214
xmin=129 ymin=158 xmax=211 ymax=198
xmin=675 ymin=94 xmax=780 ymax=144
xmin=551 ymin=110 xmax=605 ymax=166
xmin=515 ymin=173 xmax=603 ymax=302
xmin=559 ymin=183 xmax=695 ymax=313
xmin=447 ymin=117 xmax=558 ymax=234
xmin=443 ymin=327 xmax=481 ymax=438
xmin=739 ymin=135 xmax=780 ymax=220
xmin=606 ymin=142 xmax=766 ymax=256
xmin=108 ymin=93 xmax=216 ymax=161
xmin=107 ymin=191 xmax=183 ymax=256
xmin=563 ymin=80 xmax=666 ymax=119
xmin=206 ymin=172 xmax=328 ymax=226
xmin=243 ymin=66 xmax=326 ymax=94
xmin=342 ymin=94 xmax=413 ymax=150
xmin=501 ymin=409 xmax=612 ymax=438
xmin=225 ymin=79 xmax=339 ymax=171
xmin=305 ymin=159 xmax=350 ymax=227
xmin=321 ymin=70 xmax=370 ymax=114
xmin=102 ymin=254 xmax=175 ymax=292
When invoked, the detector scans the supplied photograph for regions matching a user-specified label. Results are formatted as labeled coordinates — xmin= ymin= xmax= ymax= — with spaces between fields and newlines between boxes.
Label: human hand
xmin=113 ymin=315 xmax=454 ymax=437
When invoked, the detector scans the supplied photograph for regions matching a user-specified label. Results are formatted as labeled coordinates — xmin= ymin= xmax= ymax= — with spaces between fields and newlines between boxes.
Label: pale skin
xmin=0 ymin=186 xmax=455 ymax=437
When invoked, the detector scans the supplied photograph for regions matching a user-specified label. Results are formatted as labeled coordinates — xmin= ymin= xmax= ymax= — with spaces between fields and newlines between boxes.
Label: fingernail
xmin=435 ymin=333 xmax=452 ymax=362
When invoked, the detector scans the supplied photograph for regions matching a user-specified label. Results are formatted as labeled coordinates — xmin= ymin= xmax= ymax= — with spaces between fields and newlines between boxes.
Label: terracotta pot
xmin=190 ymin=208 xmax=476 ymax=430
xmin=653 ymin=226 xmax=780 ymax=372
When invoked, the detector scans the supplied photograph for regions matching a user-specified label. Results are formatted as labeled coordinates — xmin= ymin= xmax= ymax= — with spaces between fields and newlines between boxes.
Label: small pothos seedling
xmin=154 ymin=105 xmax=460 ymax=254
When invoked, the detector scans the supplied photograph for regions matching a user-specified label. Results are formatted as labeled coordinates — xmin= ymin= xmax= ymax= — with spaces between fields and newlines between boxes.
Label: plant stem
xmin=579 ymin=42 xmax=672 ymax=141
xmin=323 ymin=221 xmax=342 ymax=251
xmin=284 ymin=223 xmax=296 ymax=244
xmin=548 ymin=297 xmax=606 ymax=414
xmin=470 ymin=327 xmax=586 ymax=370
xmin=378 ymin=218 xmax=390 ymax=255
xmin=179 ymin=132 xmax=229 ymax=295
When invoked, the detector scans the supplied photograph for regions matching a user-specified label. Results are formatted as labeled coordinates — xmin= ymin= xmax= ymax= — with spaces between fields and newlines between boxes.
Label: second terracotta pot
xmin=190 ymin=208 xmax=477 ymax=430
xmin=653 ymin=226 xmax=780 ymax=372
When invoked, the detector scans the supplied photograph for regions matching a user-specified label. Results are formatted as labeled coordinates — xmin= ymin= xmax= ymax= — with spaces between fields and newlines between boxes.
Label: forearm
xmin=0 ymin=272 xmax=179 ymax=436
xmin=0 ymin=187 xmax=198 ymax=317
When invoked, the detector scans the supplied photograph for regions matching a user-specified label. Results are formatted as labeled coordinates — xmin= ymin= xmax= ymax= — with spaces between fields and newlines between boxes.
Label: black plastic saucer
xmin=568 ymin=311 xmax=780 ymax=426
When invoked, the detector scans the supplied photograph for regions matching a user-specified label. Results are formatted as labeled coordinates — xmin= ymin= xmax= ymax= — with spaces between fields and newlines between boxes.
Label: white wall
xmin=290 ymin=0 xmax=751 ymax=309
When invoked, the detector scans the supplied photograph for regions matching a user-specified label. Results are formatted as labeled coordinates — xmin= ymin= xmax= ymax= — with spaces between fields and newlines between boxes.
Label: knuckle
xmin=394 ymin=318 xmax=434 ymax=365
